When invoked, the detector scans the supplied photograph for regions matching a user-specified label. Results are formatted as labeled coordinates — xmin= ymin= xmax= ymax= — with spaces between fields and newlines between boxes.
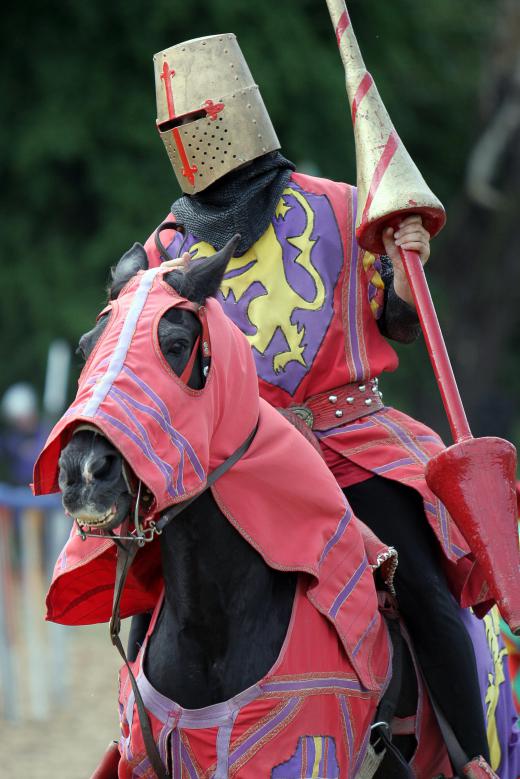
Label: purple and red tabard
xmin=117 ymin=579 xmax=389 ymax=778
xmin=143 ymin=171 xmax=488 ymax=610
xmin=33 ymin=266 xmax=392 ymax=697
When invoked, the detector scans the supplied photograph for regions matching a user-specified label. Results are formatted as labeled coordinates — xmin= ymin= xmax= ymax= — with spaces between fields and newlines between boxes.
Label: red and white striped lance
xmin=325 ymin=0 xmax=520 ymax=636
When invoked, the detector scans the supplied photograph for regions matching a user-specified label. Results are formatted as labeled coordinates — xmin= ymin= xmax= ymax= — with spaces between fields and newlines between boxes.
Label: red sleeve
xmin=143 ymin=212 xmax=179 ymax=268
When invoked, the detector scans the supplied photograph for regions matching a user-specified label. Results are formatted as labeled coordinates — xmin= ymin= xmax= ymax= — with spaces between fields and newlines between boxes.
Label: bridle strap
xmin=110 ymin=535 xmax=170 ymax=779
xmin=179 ymin=335 xmax=200 ymax=384
xmin=107 ymin=422 xmax=258 ymax=777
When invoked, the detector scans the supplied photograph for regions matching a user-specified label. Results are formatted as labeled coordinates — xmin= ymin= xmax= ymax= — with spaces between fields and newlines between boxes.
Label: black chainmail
xmin=172 ymin=151 xmax=295 ymax=255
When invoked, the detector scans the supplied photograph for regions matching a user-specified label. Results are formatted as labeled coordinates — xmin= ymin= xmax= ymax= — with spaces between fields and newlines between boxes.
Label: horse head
xmin=41 ymin=234 xmax=246 ymax=536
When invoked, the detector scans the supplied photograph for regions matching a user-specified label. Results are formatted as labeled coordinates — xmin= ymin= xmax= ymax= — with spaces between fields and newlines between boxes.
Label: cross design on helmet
xmin=160 ymin=61 xmax=198 ymax=185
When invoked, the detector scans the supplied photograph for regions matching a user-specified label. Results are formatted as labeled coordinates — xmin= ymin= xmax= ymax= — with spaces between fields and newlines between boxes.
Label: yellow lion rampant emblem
xmin=189 ymin=186 xmax=326 ymax=373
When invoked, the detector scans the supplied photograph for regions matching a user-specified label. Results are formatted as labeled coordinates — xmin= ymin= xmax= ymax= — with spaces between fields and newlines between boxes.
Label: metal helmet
xmin=153 ymin=33 xmax=280 ymax=194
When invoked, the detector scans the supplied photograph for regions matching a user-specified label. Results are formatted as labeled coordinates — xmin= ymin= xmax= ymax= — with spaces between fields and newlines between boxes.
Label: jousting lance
xmin=325 ymin=0 xmax=520 ymax=633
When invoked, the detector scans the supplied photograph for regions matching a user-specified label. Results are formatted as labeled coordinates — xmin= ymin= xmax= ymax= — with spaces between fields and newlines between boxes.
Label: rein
xmin=107 ymin=422 xmax=258 ymax=779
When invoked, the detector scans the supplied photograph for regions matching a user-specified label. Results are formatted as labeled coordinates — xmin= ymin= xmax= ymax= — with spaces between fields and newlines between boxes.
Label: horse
xmin=34 ymin=238 xmax=518 ymax=779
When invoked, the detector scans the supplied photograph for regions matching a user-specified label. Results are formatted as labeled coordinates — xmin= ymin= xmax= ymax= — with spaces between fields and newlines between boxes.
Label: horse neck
xmin=159 ymin=489 xmax=278 ymax=637
xmin=147 ymin=489 xmax=296 ymax=707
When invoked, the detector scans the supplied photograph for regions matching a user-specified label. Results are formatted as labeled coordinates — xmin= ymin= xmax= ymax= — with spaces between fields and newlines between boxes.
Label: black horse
xmin=54 ymin=239 xmax=437 ymax=779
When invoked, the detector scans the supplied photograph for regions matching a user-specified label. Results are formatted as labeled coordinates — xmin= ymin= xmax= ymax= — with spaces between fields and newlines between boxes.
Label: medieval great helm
xmin=154 ymin=33 xmax=280 ymax=194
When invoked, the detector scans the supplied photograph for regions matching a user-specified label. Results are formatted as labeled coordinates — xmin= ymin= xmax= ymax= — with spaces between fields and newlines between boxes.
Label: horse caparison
xmin=57 ymin=238 xmax=421 ymax=778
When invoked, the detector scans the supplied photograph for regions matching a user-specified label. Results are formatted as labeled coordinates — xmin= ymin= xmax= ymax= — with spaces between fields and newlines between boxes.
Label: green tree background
xmin=2 ymin=0 xmax=517 ymax=448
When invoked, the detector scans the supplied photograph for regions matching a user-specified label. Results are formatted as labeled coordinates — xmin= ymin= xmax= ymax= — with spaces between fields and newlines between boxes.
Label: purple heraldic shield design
xmin=166 ymin=182 xmax=344 ymax=396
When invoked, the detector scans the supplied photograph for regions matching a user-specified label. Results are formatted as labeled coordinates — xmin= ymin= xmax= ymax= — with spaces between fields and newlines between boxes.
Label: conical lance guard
xmin=325 ymin=0 xmax=445 ymax=254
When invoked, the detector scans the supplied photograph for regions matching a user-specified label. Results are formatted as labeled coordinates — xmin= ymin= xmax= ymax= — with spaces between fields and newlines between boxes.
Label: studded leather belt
xmin=289 ymin=378 xmax=384 ymax=432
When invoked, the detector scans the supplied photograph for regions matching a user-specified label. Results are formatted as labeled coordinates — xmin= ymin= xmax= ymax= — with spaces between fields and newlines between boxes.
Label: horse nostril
xmin=90 ymin=454 xmax=119 ymax=481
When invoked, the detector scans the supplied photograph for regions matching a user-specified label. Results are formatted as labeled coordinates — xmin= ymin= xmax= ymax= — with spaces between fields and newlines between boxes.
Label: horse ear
xmin=172 ymin=234 xmax=240 ymax=304
xmin=109 ymin=243 xmax=149 ymax=299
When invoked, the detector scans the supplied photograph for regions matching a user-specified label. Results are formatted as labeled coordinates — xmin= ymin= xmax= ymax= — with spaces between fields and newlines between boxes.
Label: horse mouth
xmin=71 ymin=498 xmax=131 ymax=531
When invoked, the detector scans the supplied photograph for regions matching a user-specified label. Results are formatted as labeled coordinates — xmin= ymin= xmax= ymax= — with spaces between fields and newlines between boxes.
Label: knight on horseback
xmin=142 ymin=33 xmax=508 ymax=777
xmin=32 ymin=28 xmax=520 ymax=779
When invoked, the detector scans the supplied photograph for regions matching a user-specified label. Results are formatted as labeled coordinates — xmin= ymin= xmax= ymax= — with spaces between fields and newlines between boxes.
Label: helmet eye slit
xmin=158 ymin=108 xmax=207 ymax=132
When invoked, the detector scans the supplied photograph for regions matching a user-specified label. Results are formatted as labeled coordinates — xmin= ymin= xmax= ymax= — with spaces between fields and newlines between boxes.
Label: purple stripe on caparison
xmin=374 ymin=457 xmax=414 ymax=474
xmin=104 ymin=394 xmax=179 ymax=495
xmin=98 ymin=409 xmax=177 ymax=498
xmin=110 ymin=386 xmax=187 ymax=494
xmin=451 ymin=544 xmax=466 ymax=559
xmin=340 ymin=696 xmax=354 ymax=768
xmin=170 ymin=728 xmax=182 ymax=777
xmin=307 ymin=737 xmax=316 ymax=774
xmin=181 ymin=742 xmax=199 ymax=779
xmin=262 ymin=677 xmax=362 ymax=693
xmin=375 ymin=415 xmax=428 ymax=464
xmin=329 ymin=557 xmax=368 ymax=618
xmin=229 ymin=698 xmax=300 ymax=765
xmin=352 ymin=613 xmax=378 ymax=657
xmin=122 ymin=366 xmax=205 ymax=481
xmin=320 ymin=507 xmax=353 ymax=565
xmin=113 ymin=379 xmax=205 ymax=483
xmin=315 ymin=418 xmax=376 ymax=439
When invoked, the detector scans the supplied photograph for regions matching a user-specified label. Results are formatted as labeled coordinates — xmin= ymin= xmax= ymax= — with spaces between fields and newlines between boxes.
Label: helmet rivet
xmin=346 ymin=397 xmax=354 ymax=404
xmin=365 ymin=398 xmax=372 ymax=406
xmin=335 ymin=410 xmax=343 ymax=418
xmin=358 ymin=384 xmax=366 ymax=392
xmin=328 ymin=395 xmax=338 ymax=403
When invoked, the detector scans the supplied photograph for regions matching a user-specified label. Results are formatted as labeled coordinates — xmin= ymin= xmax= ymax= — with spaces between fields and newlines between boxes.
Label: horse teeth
xmin=75 ymin=508 xmax=116 ymax=527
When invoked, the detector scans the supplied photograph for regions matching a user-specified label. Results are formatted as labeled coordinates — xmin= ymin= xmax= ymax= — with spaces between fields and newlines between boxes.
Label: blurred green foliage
xmin=0 ymin=0 xmax=497 ymax=423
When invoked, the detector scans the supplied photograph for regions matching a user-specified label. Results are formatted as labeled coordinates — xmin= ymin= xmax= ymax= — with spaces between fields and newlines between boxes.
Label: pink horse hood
xmin=33 ymin=267 xmax=259 ymax=515
xmin=34 ymin=267 xmax=391 ymax=692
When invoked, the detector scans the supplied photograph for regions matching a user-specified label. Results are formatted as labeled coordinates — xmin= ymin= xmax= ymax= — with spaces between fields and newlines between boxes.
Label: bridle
xmin=106 ymin=421 xmax=257 ymax=779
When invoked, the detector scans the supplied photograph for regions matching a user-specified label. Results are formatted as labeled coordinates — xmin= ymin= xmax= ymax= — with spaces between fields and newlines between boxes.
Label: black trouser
xmin=344 ymin=475 xmax=490 ymax=763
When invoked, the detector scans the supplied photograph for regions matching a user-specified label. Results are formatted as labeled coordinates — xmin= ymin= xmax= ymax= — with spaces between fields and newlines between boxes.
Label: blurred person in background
xmin=0 ymin=382 xmax=48 ymax=487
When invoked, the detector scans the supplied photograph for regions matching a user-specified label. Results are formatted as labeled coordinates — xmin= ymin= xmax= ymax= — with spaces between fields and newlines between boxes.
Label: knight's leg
xmin=344 ymin=475 xmax=491 ymax=764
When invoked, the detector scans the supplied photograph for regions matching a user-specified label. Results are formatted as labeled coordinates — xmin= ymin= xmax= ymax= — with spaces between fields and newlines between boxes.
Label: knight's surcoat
xmin=144 ymin=172 xmax=487 ymax=608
